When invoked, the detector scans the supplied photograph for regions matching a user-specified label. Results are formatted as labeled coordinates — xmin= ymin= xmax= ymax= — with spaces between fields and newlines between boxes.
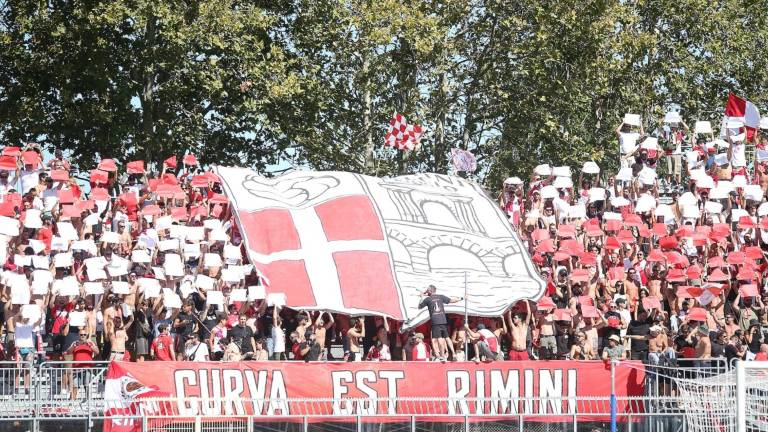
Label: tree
xmin=0 ymin=0 xmax=304 ymax=171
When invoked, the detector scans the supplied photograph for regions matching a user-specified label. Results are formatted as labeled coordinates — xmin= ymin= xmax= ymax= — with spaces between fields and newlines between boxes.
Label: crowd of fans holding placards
xmin=1 ymin=113 xmax=768 ymax=399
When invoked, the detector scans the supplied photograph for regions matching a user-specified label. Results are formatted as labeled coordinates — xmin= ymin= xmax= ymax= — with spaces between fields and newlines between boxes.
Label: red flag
xmin=163 ymin=156 xmax=177 ymax=169
xmin=384 ymin=112 xmax=423 ymax=151
xmin=127 ymin=160 xmax=145 ymax=174
xmin=725 ymin=93 xmax=761 ymax=140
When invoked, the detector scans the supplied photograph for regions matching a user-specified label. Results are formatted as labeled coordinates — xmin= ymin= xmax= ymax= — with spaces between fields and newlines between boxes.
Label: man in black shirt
xmin=418 ymin=285 xmax=463 ymax=361
xmin=626 ymin=311 xmax=651 ymax=361
xmin=173 ymin=301 xmax=198 ymax=360
xmin=230 ymin=315 xmax=256 ymax=356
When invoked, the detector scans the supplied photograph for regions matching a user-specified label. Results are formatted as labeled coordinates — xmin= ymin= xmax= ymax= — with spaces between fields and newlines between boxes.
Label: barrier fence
xmin=0 ymin=359 xmax=734 ymax=432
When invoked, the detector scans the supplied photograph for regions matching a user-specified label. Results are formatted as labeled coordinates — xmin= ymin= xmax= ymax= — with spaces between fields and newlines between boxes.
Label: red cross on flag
xmin=215 ymin=167 xmax=546 ymax=328
xmin=385 ymin=112 xmax=423 ymax=151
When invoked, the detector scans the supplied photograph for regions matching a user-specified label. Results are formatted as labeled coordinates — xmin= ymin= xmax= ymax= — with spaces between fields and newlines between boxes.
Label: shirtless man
xmin=694 ymin=325 xmax=712 ymax=367
xmin=724 ymin=313 xmax=740 ymax=339
xmin=647 ymin=326 xmax=669 ymax=365
xmin=569 ymin=331 xmax=596 ymax=360
xmin=346 ymin=317 xmax=365 ymax=362
xmin=506 ymin=301 xmax=531 ymax=360
xmin=537 ymin=307 xmax=557 ymax=359
xmin=312 ymin=311 xmax=334 ymax=360
xmin=295 ymin=312 xmax=311 ymax=340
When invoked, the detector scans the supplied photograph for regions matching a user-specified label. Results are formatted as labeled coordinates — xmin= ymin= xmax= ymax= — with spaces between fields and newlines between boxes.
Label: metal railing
xmin=0 ymin=359 xmax=738 ymax=432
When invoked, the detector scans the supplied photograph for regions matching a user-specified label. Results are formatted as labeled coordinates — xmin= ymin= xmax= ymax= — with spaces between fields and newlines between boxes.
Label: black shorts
xmin=431 ymin=324 xmax=449 ymax=339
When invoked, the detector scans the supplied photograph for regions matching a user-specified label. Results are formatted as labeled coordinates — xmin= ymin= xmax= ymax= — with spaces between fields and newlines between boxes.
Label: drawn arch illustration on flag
xmin=215 ymin=167 xmax=546 ymax=328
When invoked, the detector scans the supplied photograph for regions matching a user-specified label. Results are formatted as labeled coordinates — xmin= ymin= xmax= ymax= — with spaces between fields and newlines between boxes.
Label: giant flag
xmin=215 ymin=168 xmax=545 ymax=328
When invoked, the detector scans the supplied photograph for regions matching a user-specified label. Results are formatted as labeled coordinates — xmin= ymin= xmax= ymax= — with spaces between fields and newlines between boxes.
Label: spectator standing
xmin=150 ymin=324 xmax=175 ymax=361
xmin=418 ymin=285 xmax=463 ymax=362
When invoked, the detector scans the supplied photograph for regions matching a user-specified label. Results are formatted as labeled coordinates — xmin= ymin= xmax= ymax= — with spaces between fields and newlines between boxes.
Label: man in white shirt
xmin=184 ymin=333 xmax=210 ymax=361
xmin=617 ymin=121 xmax=644 ymax=168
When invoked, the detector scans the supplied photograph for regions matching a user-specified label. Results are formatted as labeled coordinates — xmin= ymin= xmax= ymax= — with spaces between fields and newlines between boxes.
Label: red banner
xmin=103 ymin=360 xmax=645 ymax=432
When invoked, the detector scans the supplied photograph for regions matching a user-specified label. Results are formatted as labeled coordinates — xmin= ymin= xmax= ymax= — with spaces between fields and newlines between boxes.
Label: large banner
xmin=103 ymin=361 xmax=646 ymax=432
xmin=215 ymin=168 xmax=546 ymax=328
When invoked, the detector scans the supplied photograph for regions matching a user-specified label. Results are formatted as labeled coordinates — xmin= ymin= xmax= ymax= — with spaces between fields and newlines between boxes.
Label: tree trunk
xmin=362 ymin=56 xmax=375 ymax=174
xmin=434 ymin=71 xmax=447 ymax=173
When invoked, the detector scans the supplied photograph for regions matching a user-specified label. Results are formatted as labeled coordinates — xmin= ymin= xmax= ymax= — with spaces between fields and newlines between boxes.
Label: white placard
xmin=21 ymin=304 xmax=41 ymax=321
xmin=101 ymin=231 xmax=120 ymax=244
xmin=169 ymin=225 xmax=186 ymax=239
xmin=229 ymin=289 xmax=247 ymax=302
xmin=24 ymin=209 xmax=42 ymax=229
xmin=83 ymin=213 xmax=100 ymax=227
xmin=209 ymin=229 xmax=229 ymax=242
xmin=247 ymin=285 xmax=266 ymax=301
xmin=71 ymin=240 xmax=96 ymax=254
xmin=54 ymin=276 xmax=79 ymax=296
xmin=267 ymin=292 xmax=287 ymax=307
xmin=152 ymin=266 xmax=166 ymax=280
xmin=57 ymin=222 xmax=79 ymax=241
xmin=179 ymin=280 xmax=195 ymax=299
xmin=131 ymin=249 xmax=152 ymax=263
xmin=28 ymin=239 xmax=45 ymax=254
xmin=14 ymin=254 xmax=32 ymax=267
xmin=204 ymin=253 xmax=223 ymax=268
xmin=163 ymin=291 xmax=182 ymax=309
xmin=203 ymin=219 xmax=223 ymax=231
xmin=53 ymin=252 xmax=73 ymax=268
xmin=143 ymin=282 xmax=161 ymax=298
xmin=106 ymin=256 xmax=130 ymax=277
xmin=111 ymin=281 xmax=130 ymax=294
xmin=120 ymin=303 xmax=133 ymax=317
xmin=206 ymin=290 xmax=224 ymax=306
xmin=183 ymin=242 xmax=201 ymax=259
xmin=155 ymin=216 xmax=173 ymax=231
xmin=186 ymin=227 xmax=205 ymax=241
xmin=164 ymin=254 xmax=184 ymax=277
xmin=84 ymin=256 xmax=106 ymax=269
xmin=32 ymin=255 xmax=48 ymax=269
xmin=223 ymin=245 xmax=241 ymax=261
xmin=51 ymin=236 xmax=69 ymax=252
xmin=87 ymin=267 xmax=107 ymax=281
xmin=195 ymin=274 xmax=215 ymax=291
xmin=221 ymin=267 xmax=242 ymax=282
xmin=158 ymin=239 xmax=179 ymax=252
xmin=68 ymin=311 xmax=86 ymax=327
xmin=0 ymin=215 xmax=20 ymax=237
xmin=84 ymin=282 xmax=105 ymax=295
xmin=10 ymin=275 xmax=31 ymax=305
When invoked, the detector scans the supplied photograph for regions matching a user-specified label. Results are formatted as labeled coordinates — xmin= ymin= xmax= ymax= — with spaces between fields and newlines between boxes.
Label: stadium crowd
xmin=0 ymin=113 xmax=767 ymax=392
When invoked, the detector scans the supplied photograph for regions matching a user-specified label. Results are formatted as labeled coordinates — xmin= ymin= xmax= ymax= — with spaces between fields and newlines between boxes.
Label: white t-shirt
xmin=20 ymin=169 xmax=40 ymax=194
xmin=15 ymin=322 xmax=36 ymax=349
xmin=620 ymin=132 xmax=640 ymax=155
xmin=185 ymin=342 xmax=210 ymax=361
xmin=731 ymin=142 xmax=746 ymax=168
xmin=272 ymin=326 xmax=285 ymax=353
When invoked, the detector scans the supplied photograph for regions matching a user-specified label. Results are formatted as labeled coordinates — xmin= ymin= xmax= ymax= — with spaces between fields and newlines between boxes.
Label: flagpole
xmin=464 ymin=271 xmax=468 ymax=356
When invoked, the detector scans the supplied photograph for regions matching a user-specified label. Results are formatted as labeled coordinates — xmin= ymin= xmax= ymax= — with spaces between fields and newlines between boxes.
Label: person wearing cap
xmin=616 ymin=119 xmax=643 ymax=168
xmin=410 ymin=332 xmax=430 ymax=361
xmin=464 ymin=322 xmax=501 ymax=362
xmin=602 ymin=334 xmax=626 ymax=361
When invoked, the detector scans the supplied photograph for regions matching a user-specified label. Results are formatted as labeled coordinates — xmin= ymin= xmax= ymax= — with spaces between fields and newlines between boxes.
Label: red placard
xmin=103 ymin=361 xmax=646 ymax=432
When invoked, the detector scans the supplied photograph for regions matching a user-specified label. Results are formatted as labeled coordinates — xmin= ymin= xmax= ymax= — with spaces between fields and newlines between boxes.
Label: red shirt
xmin=151 ymin=334 xmax=174 ymax=361
xmin=37 ymin=226 xmax=53 ymax=253
xmin=50 ymin=303 xmax=74 ymax=335
xmin=71 ymin=343 xmax=95 ymax=368
xmin=291 ymin=343 xmax=304 ymax=361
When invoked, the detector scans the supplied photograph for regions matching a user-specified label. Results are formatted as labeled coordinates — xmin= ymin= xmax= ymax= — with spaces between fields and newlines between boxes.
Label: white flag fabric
xmin=215 ymin=167 xmax=546 ymax=328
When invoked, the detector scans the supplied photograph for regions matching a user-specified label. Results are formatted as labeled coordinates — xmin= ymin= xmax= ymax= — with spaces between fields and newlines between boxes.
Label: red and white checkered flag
xmin=385 ymin=112 xmax=423 ymax=151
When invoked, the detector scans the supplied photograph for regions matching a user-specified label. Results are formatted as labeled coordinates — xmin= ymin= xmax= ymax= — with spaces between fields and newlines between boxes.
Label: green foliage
xmin=3 ymin=0 xmax=768 ymax=189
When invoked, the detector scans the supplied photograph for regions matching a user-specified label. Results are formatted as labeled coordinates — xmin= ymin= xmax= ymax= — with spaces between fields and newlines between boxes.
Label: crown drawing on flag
xmin=385 ymin=112 xmax=423 ymax=151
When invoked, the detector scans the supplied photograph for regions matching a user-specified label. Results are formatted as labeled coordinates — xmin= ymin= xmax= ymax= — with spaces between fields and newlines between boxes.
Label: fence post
xmin=303 ymin=415 xmax=308 ymax=432
xmin=247 ymin=416 xmax=254 ymax=432
xmin=518 ymin=414 xmax=523 ymax=432
xmin=356 ymin=415 xmax=362 ymax=432
xmin=32 ymin=362 xmax=40 ymax=432
xmin=464 ymin=413 xmax=469 ymax=432
xmin=410 ymin=415 xmax=416 ymax=432
xmin=142 ymin=416 xmax=148 ymax=432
